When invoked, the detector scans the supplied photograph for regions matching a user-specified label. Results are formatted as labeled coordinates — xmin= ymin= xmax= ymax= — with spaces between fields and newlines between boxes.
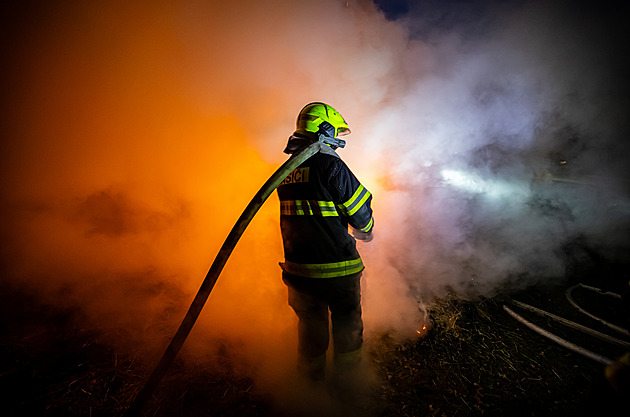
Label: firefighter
xmin=278 ymin=102 xmax=374 ymax=384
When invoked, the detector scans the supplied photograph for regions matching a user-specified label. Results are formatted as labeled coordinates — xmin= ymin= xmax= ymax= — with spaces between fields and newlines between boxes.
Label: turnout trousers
xmin=283 ymin=271 xmax=363 ymax=381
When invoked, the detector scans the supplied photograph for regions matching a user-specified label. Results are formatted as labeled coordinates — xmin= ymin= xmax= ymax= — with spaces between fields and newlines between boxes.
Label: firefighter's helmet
xmin=295 ymin=102 xmax=351 ymax=138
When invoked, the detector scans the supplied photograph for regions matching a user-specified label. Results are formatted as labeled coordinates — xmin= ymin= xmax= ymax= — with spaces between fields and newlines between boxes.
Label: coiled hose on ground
xmin=505 ymin=284 xmax=630 ymax=366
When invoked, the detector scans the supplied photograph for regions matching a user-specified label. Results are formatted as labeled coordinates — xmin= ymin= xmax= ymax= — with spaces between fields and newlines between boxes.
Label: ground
xmin=1 ymin=267 xmax=629 ymax=417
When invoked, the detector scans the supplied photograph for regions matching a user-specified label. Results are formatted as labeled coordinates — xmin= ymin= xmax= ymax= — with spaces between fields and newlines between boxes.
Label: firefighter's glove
xmin=353 ymin=228 xmax=373 ymax=242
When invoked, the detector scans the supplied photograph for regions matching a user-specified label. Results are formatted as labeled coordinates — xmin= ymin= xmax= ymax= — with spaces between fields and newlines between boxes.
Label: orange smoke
xmin=0 ymin=0 xmax=294 ymax=364
xmin=0 ymin=2 xmax=427 ymax=397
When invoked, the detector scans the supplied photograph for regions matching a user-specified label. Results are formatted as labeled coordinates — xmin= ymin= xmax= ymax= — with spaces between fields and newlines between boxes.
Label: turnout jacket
xmin=277 ymin=135 xmax=374 ymax=278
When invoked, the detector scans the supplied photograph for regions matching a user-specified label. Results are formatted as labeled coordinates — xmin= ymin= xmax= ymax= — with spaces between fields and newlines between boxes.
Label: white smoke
xmin=347 ymin=0 xmax=630 ymax=304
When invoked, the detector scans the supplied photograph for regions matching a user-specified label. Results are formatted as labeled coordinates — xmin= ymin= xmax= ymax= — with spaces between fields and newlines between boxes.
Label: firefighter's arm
xmin=350 ymin=200 xmax=373 ymax=242
xmin=331 ymin=161 xmax=374 ymax=241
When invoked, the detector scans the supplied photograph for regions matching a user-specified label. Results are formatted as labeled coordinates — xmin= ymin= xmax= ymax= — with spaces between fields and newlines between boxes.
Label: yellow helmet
xmin=295 ymin=102 xmax=351 ymax=138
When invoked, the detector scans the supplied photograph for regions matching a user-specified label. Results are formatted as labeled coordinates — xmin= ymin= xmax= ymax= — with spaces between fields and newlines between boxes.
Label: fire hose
xmin=505 ymin=283 xmax=630 ymax=366
xmin=565 ymin=284 xmax=630 ymax=338
xmin=125 ymin=138 xmax=328 ymax=416
xmin=510 ymin=299 xmax=630 ymax=349
xmin=503 ymin=305 xmax=614 ymax=366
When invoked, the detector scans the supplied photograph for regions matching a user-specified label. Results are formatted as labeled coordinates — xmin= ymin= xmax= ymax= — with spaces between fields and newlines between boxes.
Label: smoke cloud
xmin=1 ymin=0 xmax=629 ymax=411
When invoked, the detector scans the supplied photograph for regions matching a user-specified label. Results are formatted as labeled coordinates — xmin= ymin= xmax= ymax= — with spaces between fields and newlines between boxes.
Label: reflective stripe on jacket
xmin=280 ymin=258 xmax=365 ymax=278
xmin=277 ymin=138 xmax=373 ymax=278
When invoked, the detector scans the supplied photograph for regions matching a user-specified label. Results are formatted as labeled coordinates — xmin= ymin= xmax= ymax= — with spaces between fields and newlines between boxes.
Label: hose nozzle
xmin=318 ymin=133 xmax=346 ymax=148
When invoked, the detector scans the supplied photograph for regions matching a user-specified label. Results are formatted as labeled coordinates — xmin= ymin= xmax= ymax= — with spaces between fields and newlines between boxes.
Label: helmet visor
xmin=337 ymin=126 xmax=351 ymax=136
